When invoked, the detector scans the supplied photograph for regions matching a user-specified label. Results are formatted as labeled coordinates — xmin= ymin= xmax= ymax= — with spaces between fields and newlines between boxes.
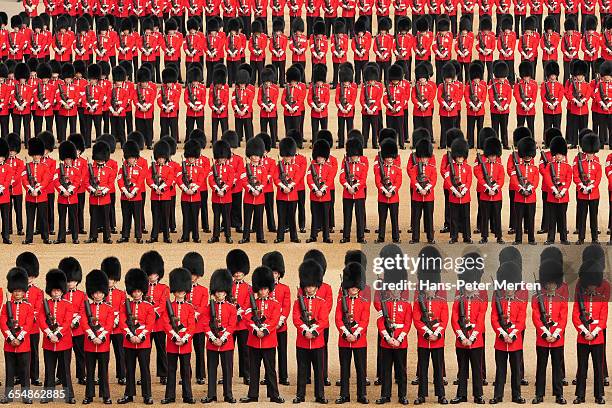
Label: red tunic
xmin=119 ymin=300 xmax=155 ymax=349
xmin=543 ymin=160 xmax=572 ymax=203
xmin=510 ymin=161 xmax=539 ymax=203
xmin=335 ymin=293 xmax=369 ymax=348
xmin=306 ymin=162 xmax=333 ymax=202
xmin=39 ymin=298 xmax=73 ymax=351
xmin=408 ymin=160 xmax=437 ymax=202
xmin=412 ymin=293 xmax=448 ymax=349
xmin=377 ymin=299 xmax=412 ymax=349
xmin=186 ymin=284 xmax=209 ymax=334
xmin=374 ymin=163 xmax=402 ymax=203
xmin=147 ymin=282 xmax=170 ymax=332
xmin=444 ymin=162 xmax=473 ymax=204
xmin=163 ymin=300 xmax=196 ymax=354
xmin=491 ymin=294 xmax=527 ymax=352
xmin=244 ymin=296 xmax=281 ymax=349
xmin=531 ymin=292 xmax=567 ymax=348
xmin=270 ymin=283 xmax=291 ymax=333
xmin=1 ymin=300 xmax=35 ymax=353
xmin=292 ymin=294 xmax=328 ymax=349
xmin=573 ymin=157 xmax=601 ymax=200
xmin=107 ymin=287 xmax=126 ymax=335
xmin=82 ymin=301 xmax=113 ymax=353
xmin=572 ymin=290 xmax=608 ymax=346
xmin=203 ymin=300 xmax=237 ymax=352
xmin=451 ymin=294 xmax=487 ymax=349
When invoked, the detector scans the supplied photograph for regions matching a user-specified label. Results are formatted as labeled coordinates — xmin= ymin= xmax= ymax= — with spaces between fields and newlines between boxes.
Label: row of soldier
xmin=1 ymin=245 xmax=609 ymax=405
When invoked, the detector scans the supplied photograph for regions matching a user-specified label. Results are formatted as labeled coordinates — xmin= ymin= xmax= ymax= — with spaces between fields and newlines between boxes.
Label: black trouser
xmin=283 ymin=115 xmax=302 ymax=144
xmin=136 ymin=118 xmax=154 ymax=149
xmin=387 ymin=114 xmax=405 ymax=149
xmin=362 ymin=115 xmax=381 ymax=149
xmin=152 ymin=331 xmax=168 ymax=378
xmin=439 ymin=115 xmax=460 ymax=148
xmin=411 ymin=200 xmax=434 ymax=242
xmin=102 ymin=112 xmax=110 ymax=134
xmin=413 ymin=116 xmax=434 ymax=144
xmin=212 ymin=202 xmax=232 ymax=238
xmin=33 ymin=115 xmax=53 ymax=136
xmin=355 ymin=60 xmax=366 ymax=84
xmin=108 ymin=116 xmax=126 ymax=145
xmin=0 ymin=202 xmax=8 ymax=241
xmin=517 ymin=115 xmax=535 ymax=138
xmin=250 ymin=60 xmax=265 ymax=86
xmin=240 ymin=15 xmax=252 ymax=37
xmin=272 ymin=61 xmax=286 ymax=87
xmin=12 ymin=113 xmax=31 ymax=144
xmin=263 ymin=191 xmax=276 ymax=231
xmin=25 ymin=200 xmax=48 ymax=241
xmin=566 ymin=112 xmax=588 ymax=147
xmin=43 ymin=349 xmax=73 ymax=399
xmin=456 ymin=347 xmax=483 ymax=398
xmin=296 ymin=347 xmax=324 ymax=399
xmin=450 ymin=202 xmax=471 ymax=241
xmin=491 ymin=113 xmax=509 ymax=148
xmin=260 ymin=117 xmax=278 ymax=147
xmin=206 ymin=349 xmax=233 ymax=399
xmin=235 ymin=117 xmax=254 ymax=143
xmin=342 ymin=197 xmax=365 ymax=241
xmin=297 ymin=190 xmax=306 ymax=231
xmin=594 ymin=111 xmax=612 ymax=147
xmin=111 ymin=333 xmax=126 ymax=380
xmin=205 ymin=61 xmax=222 ymax=86
xmin=540 ymin=192 xmax=549 ymax=232
xmin=120 ymin=200 xmax=143 ymax=239
xmin=181 ymin=201 xmax=200 ymax=241
xmin=0 ymin=115 xmax=9 ymax=138
xmin=543 ymin=113 xmax=562 ymax=134
xmin=10 ymin=194 xmax=23 ymax=234
xmin=480 ymin=200 xmax=502 ymax=240
xmin=575 ymin=343 xmax=605 ymax=399
xmin=28 ymin=333 xmax=40 ymax=382
xmin=535 ymin=346 xmax=564 ymax=398
xmin=227 ymin=61 xmax=240 ymax=86
xmin=380 ymin=348 xmax=407 ymax=399
xmin=378 ymin=202 xmax=400 ymax=241
xmin=576 ymin=198 xmax=599 ymax=241
xmin=514 ymin=201 xmax=535 ymax=242
xmin=160 ymin=117 xmax=179 ymax=143
xmin=242 ymin=203 xmax=264 ymax=241
xmin=56 ymin=115 xmax=77 ymax=143
xmin=211 ymin=117 xmax=229 ymax=143
xmin=83 ymin=114 xmax=102 ymax=147
xmin=72 ymin=335 xmax=85 ymax=380
xmin=150 ymin=200 xmax=171 ymax=241
xmin=165 ymin=353 xmax=192 ymax=400
xmin=309 ymin=201 xmax=330 ymax=240
xmin=199 ymin=191 xmax=209 ymax=231
xmin=547 ymin=202 xmax=568 ymax=242
xmin=276 ymin=200 xmax=297 ymax=241
xmin=192 ymin=333 xmax=205 ymax=381
xmin=57 ymin=203 xmax=79 ymax=242
xmin=89 ymin=203 xmax=110 ymax=241
xmin=275 ymin=331 xmax=288 ymax=382
xmin=246 ymin=347 xmax=279 ymax=399
xmin=311 ymin=117 xmax=328 ymax=143
xmin=164 ymin=60 xmax=182 ymax=82
xmin=234 ymin=329 xmax=249 ymax=379
xmin=417 ymin=347 xmax=445 ymax=397
xmin=185 ymin=116 xmax=205 ymax=142
xmin=339 ymin=347 xmax=367 ymax=399
xmin=124 ymin=347 xmax=152 ymax=398
xmin=4 ymin=351 xmax=30 ymax=396
xmin=45 ymin=192 xmax=55 ymax=233
xmin=85 ymin=351 xmax=110 ymax=399
xmin=466 ymin=116 xmax=484 ymax=148
xmin=337 ymin=116 xmax=354 ymax=148
xmin=494 ymin=349 xmax=522 ymax=400
xmin=377 ymin=61 xmax=391 ymax=83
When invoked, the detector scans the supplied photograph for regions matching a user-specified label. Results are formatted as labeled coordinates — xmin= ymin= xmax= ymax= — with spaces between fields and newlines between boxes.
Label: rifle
xmin=544 ymin=81 xmax=556 ymax=105
xmin=209 ymin=299 xmax=224 ymax=338
xmin=54 ymin=32 xmax=62 ymax=52
xmin=512 ymin=149 xmax=531 ymax=194
xmin=245 ymin=163 xmax=261 ymax=190
xmin=97 ymin=33 xmax=105 ymax=54
xmin=84 ymin=301 xmax=103 ymax=336
xmin=415 ymin=82 xmax=427 ymax=106
xmin=310 ymin=162 xmax=324 ymax=192
xmin=235 ymin=86 xmax=244 ymax=111
xmin=518 ymin=80 xmax=532 ymax=106
xmin=576 ymin=151 xmax=591 ymax=186
xmin=181 ymin=158 xmax=191 ymax=187
xmin=599 ymin=79 xmax=609 ymax=106
xmin=543 ymin=32 xmax=552 ymax=50
xmin=478 ymin=32 xmax=486 ymax=52
xmin=416 ymin=160 xmax=428 ymax=188
xmin=491 ymin=278 xmax=513 ymax=332
xmin=378 ymin=152 xmax=394 ymax=193
xmin=151 ymin=159 xmax=162 ymax=188
xmin=285 ymin=84 xmax=295 ymax=107
xmin=540 ymin=148 xmax=549 ymax=166
xmin=37 ymin=82 xmax=49 ymax=110
xmin=344 ymin=156 xmax=358 ymax=191
xmin=576 ymin=285 xmax=594 ymax=327
xmin=213 ymin=85 xmax=223 ymax=110
xmin=111 ymin=86 xmax=120 ymax=112
xmin=492 ymin=79 xmax=503 ymax=108
xmin=384 ymin=80 xmax=395 ymax=107
xmin=5 ymin=301 xmax=21 ymax=340
xmin=339 ymin=82 xmax=347 ymax=107
xmin=447 ymin=151 xmax=461 ymax=189
xmin=533 ymin=272 xmax=555 ymax=329
xmin=26 ymin=163 xmax=37 ymax=188
xmin=297 ymin=291 xmax=316 ymax=328
xmin=469 ymin=79 xmax=480 ymax=108
xmin=136 ymin=83 xmax=145 ymax=106
xmin=187 ymin=83 xmax=197 ymax=106
xmin=59 ymin=163 xmax=72 ymax=192
xmin=88 ymin=161 xmax=100 ymax=191
xmin=417 ymin=291 xmax=438 ymax=335
xmin=278 ymin=159 xmax=293 ymax=190
xmin=43 ymin=299 xmax=60 ymax=333
xmin=166 ymin=299 xmax=185 ymax=333
xmin=476 ymin=152 xmax=494 ymax=188
xmin=550 ymin=159 xmax=562 ymax=189
xmin=121 ymin=164 xmax=133 ymax=190
xmin=571 ymin=78 xmax=584 ymax=102
xmin=340 ymin=287 xmax=357 ymax=334
xmin=85 ymin=85 xmax=96 ymax=109
xmin=14 ymin=84 xmax=24 ymax=108
xmin=212 ymin=163 xmax=226 ymax=190
xmin=380 ymin=298 xmax=395 ymax=337
xmin=312 ymin=83 xmax=322 ymax=110
xmin=435 ymin=32 xmax=447 ymax=56
xmin=125 ymin=299 xmax=138 ymax=335
xmin=161 ymin=84 xmax=170 ymax=110
xmin=457 ymin=289 xmax=470 ymax=338
xmin=249 ymin=292 xmax=265 ymax=328
xmin=441 ymin=81 xmax=452 ymax=107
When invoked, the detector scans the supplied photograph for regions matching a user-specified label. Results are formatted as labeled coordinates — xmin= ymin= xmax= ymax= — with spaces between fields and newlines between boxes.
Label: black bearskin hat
xmin=127 ymin=131 xmax=145 ymax=150
xmin=445 ymin=128 xmax=464 ymax=148
xmin=312 ymin=63 xmax=327 ymax=83
xmin=279 ymin=137 xmax=297 ymax=157
xmin=210 ymin=269 xmax=233 ymax=295
xmin=67 ymin=133 xmax=85 ymax=152
xmin=313 ymin=19 xmax=325 ymax=36
xmin=549 ymin=136 xmax=567 ymax=156
xmin=538 ymin=260 xmax=563 ymax=287
xmin=16 ymin=251 xmax=39 ymax=277
xmin=38 ymin=131 xmax=55 ymax=152
xmin=333 ymin=18 xmax=346 ymax=34
xmin=442 ymin=62 xmax=456 ymax=79
xmin=153 ymin=140 xmax=170 ymax=160
xmin=601 ymin=60 xmax=612 ymax=77
xmin=299 ymin=259 xmax=323 ymax=289
xmin=312 ymin=139 xmax=330 ymax=160
xmin=45 ymin=269 xmax=67 ymax=297
xmin=479 ymin=15 xmax=492 ymax=31
xmin=7 ymin=132 xmax=21 ymax=153
xmin=256 ymin=132 xmax=272 ymax=152
xmin=303 ymin=249 xmax=327 ymax=274
xmin=136 ymin=66 xmax=151 ymax=83
xmin=582 ymin=244 xmax=605 ymax=269
xmin=571 ymin=59 xmax=588 ymax=77
xmin=459 ymin=252 xmax=484 ymax=284
xmin=236 ymin=69 xmax=250 ymax=85
xmin=378 ymin=17 xmax=392 ymax=32
xmin=122 ymin=140 xmax=140 ymax=159
xmin=379 ymin=128 xmax=397 ymax=144
xmin=261 ymin=67 xmax=276 ymax=83
xmin=397 ymin=16 xmax=411 ymax=32
xmin=86 ymin=269 xmax=109 ymax=298
xmin=415 ymin=16 xmax=428 ymax=32
xmin=363 ymin=63 xmax=380 ymax=81
xmin=286 ymin=66 xmax=301 ymax=83
xmin=518 ymin=137 xmax=537 ymax=159
xmin=579 ymin=261 xmax=604 ymax=288
xmin=61 ymin=62 xmax=75 ymax=80
xmin=184 ymin=139 xmax=201 ymax=159
xmin=272 ymin=18 xmax=284 ymax=33
xmin=28 ymin=137 xmax=45 ymax=156
xmin=99 ymin=133 xmax=116 ymax=154
xmin=380 ymin=138 xmax=398 ymax=159
xmin=544 ymin=127 xmax=563 ymax=148
xmin=524 ymin=15 xmax=537 ymax=31
xmin=101 ymin=257 xmax=121 ymax=282
xmin=389 ymin=64 xmax=404 ymax=81
xmin=221 ymin=130 xmax=239 ymax=149
xmin=125 ymin=268 xmax=148 ymax=296
xmin=483 ymin=137 xmax=502 ymax=157
xmin=341 ymin=262 xmax=364 ymax=290
xmin=189 ymin=128 xmax=206 ymax=149
xmin=499 ymin=246 xmax=522 ymax=270
xmin=213 ymin=66 xmax=228 ymax=85
xmin=187 ymin=17 xmax=199 ymax=32
xmin=186 ymin=66 xmax=203 ymax=84
xmin=227 ymin=249 xmax=250 ymax=275
xmin=497 ymin=261 xmax=522 ymax=285
xmin=581 ymin=132 xmax=600 ymax=154
xmin=459 ymin=14 xmax=472 ymax=32
xmin=140 ymin=250 xmax=165 ymax=280
xmin=513 ymin=126 xmax=532 ymax=146
xmin=584 ymin=14 xmax=597 ymax=31
xmin=518 ymin=60 xmax=533 ymax=78
xmin=169 ymin=268 xmax=192 ymax=293
xmin=252 ymin=266 xmax=276 ymax=292
xmin=162 ymin=67 xmax=178 ymax=83
xmin=346 ymin=137 xmax=363 ymax=157
xmin=437 ymin=15 xmax=450 ymax=31
xmin=415 ymin=62 xmax=431 ymax=80
xmin=413 ymin=128 xmax=431 ymax=146
xmin=59 ymin=256 xmax=82 ymax=283
xmin=182 ymin=252 xmax=204 ymax=278
xmin=469 ymin=61 xmax=484 ymax=80
xmin=245 ymin=137 xmax=265 ymax=157
xmin=317 ymin=129 xmax=333 ymax=147
xmin=262 ymin=251 xmax=285 ymax=278
xmin=7 ymin=267 xmax=28 ymax=293
xmin=92 ymin=140 xmax=110 ymax=161
xmin=291 ymin=16 xmax=304 ymax=33
xmin=87 ymin=63 xmax=101 ymax=80
xmin=493 ymin=60 xmax=509 ymax=78
xmin=544 ymin=15 xmax=556 ymax=32
xmin=36 ymin=62 xmax=52 ymax=79
xmin=415 ymin=138 xmax=433 ymax=158
xmin=355 ymin=15 xmax=368 ymax=33
xmin=500 ymin=14 xmax=513 ymax=31
xmin=58 ymin=141 xmax=77 ymax=161
xmin=451 ymin=138 xmax=469 ymax=159
xmin=213 ymin=140 xmax=232 ymax=159
xmin=14 ymin=62 xmax=30 ymax=81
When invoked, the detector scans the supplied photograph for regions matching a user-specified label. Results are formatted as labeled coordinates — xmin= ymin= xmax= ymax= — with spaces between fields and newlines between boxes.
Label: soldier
xmin=208 ymin=140 xmax=234 ymax=243
xmin=476 ymin=16 xmax=495 ymax=82
xmin=352 ymin=17 xmax=371 ymax=84
xmin=116 ymin=141 xmax=145 ymax=243
xmin=117 ymin=268 xmax=155 ymax=405
xmin=0 ymin=139 xmax=11 ymax=243
xmin=438 ymin=63 xmax=462 ymax=148
xmin=84 ymin=141 xmax=114 ymax=244
xmin=374 ymin=17 xmax=393 ymax=83
xmin=33 ymin=62 xmax=55 ymax=135
xmin=411 ymin=62 xmax=436 ymax=145
xmin=55 ymin=64 xmax=79 ymax=143
xmin=488 ymin=61 xmax=512 ymax=149
xmin=375 ymin=245 xmax=411 ymax=405
xmin=316 ymin=130 xmax=338 ymax=233
xmin=449 ymin=253 xmax=487 ymax=404
xmin=455 ymin=16 xmax=474 ymax=81
xmin=474 ymin=136 xmax=504 ymax=243
xmin=335 ymin=262 xmax=369 ymax=404
xmin=176 ymin=140 xmax=204 ymax=243
xmin=292 ymin=259 xmax=328 ymax=403
xmin=445 ymin=138 xmax=472 ymax=244
xmin=335 ymin=63 xmax=357 ymax=148
xmin=53 ymin=140 xmax=81 ymax=244
xmin=157 ymin=68 xmax=181 ymax=143
xmin=0 ymin=267 xmax=35 ymax=404
xmin=489 ymin=261 xmax=527 ymax=404
xmin=412 ymin=246 xmax=448 ymax=405
xmin=408 ymin=138 xmax=436 ymax=244
xmin=541 ymin=62 xmax=564 ymax=131
xmin=308 ymin=64 xmax=329 ymax=140
xmin=360 ymin=63 xmax=383 ymax=148
xmin=542 ymin=136 xmax=572 ymax=244
xmin=531 ymin=259 xmax=568 ymax=404
xmin=146 ymin=140 xmax=174 ymax=243
xmin=249 ymin=21 xmax=268 ymax=86
xmin=519 ymin=16 xmax=540 ymax=79
xmin=339 ymin=138 xmax=367 ymax=243
xmin=209 ymin=67 xmax=229 ymax=143
xmin=160 ymin=268 xmax=196 ymax=404
xmin=139 ymin=252 xmax=169 ymax=388
xmin=330 ymin=20 xmax=348 ymax=88
xmin=510 ymin=134 xmax=539 ymax=244
xmin=574 ymin=132 xmax=602 ymax=244
xmin=201 ymin=269 xmax=237 ymax=404
xmin=384 ymin=64 xmax=407 ymax=149
xmin=6 ymin=133 xmax=24 ymax=236
xmin=238 ymin=137 xmax=267 ymax=243
xmin=81 ymin=269 xmax=112 ymax=404
xmin=515 ymin=61 xmax=538 ymax=137
xmin=288 ymin=18 xmax=308 ymax=69
xmin=565 ymin=59 xmax=592 ymax=145
xmin=22 ymin=137 xmax=52 ymax=244
xmin=40 ymin=269 xmax=75 ymax=403
xmin=306 ymin=139 xmax=333 ymax=243
xmin=374 ymin=138 xmax=401 ymax=243
xmin=572 ymin=260 xmax=608 ymax=404
xmin=433 ymin=16 xmax=452 ymax=85
xmin=82 ymin=64 xmax=104 ymax=147
xmin=258 ymin=68 xmax=280 ymax=146
xmin=232 ymin=69 xmax=255 ymax=143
